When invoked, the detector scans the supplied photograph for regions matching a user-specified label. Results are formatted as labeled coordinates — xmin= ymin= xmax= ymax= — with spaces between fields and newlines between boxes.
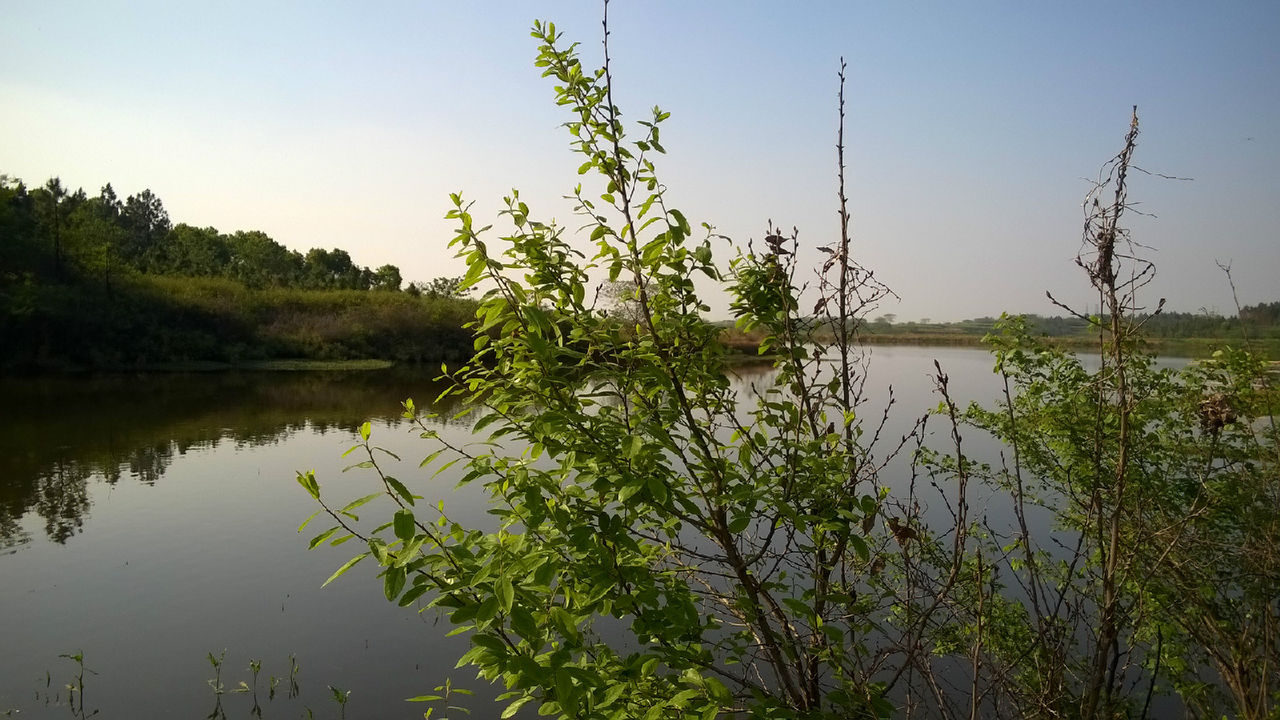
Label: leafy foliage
xmin=916 ymin=113 xmax=1280 ymax=718
xmin=300 ymin=19 xmax=907 ymax=719
xmin=298 ymin=15 xmax=1279 ymax=720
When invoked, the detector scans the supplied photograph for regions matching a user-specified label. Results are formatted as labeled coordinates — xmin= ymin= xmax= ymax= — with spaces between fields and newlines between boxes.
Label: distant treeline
xmin=0 ymin=173 xmax=456 ymax=291
xmin=718 ymin=305 xmax=1280 ymax=358
xmin=0 ymin=173 xmax=475 ymax=371
xmin=865 ymin=307 xmax=1280 ymax=340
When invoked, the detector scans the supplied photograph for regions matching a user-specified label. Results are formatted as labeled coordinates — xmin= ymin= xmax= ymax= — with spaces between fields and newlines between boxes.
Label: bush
xmin=299 ymin=16 xmax=1278 ymax=720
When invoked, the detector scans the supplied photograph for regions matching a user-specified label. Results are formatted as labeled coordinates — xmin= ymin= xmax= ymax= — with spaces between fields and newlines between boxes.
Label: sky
xmin=3 ymin=1 xmax=1278 ymax=321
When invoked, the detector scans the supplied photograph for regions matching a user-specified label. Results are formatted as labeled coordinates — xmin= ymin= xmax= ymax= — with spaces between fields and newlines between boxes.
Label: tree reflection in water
xmin=0 ymin=369 xmax=456 ymax=546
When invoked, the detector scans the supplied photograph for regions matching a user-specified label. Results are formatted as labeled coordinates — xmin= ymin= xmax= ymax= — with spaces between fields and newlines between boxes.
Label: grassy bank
xmin=1 ymin=274 xmax=477 ymax=371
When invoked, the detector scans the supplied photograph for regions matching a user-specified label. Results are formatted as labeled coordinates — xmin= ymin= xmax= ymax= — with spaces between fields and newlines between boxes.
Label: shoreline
xmin=4 ymin=337 xmax=1275 ymax=376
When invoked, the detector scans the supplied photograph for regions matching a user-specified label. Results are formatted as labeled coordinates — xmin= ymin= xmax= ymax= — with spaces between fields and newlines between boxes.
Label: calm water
xmin=0 ymin=347 xmax=1181 ymax=717
xmin=0 ymin=369 xmax=489 ymax=718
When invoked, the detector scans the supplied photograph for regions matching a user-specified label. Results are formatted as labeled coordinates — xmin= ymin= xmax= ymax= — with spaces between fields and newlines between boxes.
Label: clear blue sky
xmin=3 ymin=2 xmax=1277 ymax=320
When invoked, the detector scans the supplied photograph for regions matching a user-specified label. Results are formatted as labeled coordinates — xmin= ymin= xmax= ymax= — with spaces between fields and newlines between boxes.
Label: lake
xmin=0 ymin=346 xmax=1181 ymax=717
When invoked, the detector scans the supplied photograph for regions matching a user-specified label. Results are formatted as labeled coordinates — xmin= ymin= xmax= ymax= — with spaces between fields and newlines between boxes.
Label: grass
xmin=2 ymin=273 xmax=478 ymax=371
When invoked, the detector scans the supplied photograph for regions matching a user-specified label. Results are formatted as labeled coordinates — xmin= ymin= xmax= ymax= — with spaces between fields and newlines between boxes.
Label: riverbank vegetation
xmin=719 ymin=305 xmax=1280 ymax=357
xmin=0 ymin=174 xmax=477 ymax=370
xmin=300 ymin=14 xmax=1277 ymax=720
xmin=4 ymin=170 xmax=1275 ymax=372
xmin=0 ymin=272 xmax=476 ymax=370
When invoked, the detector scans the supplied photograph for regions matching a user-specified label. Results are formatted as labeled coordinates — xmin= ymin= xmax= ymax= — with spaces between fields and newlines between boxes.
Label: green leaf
xmin=646 ymin=475 xmax=667 ymax=504
xmin=369 ymin=539 xmax=390 ymax=564
xmin=475 ymin=597 xmax=500 ymax=625
xmin=322 ymin=553 xmax=369 ymax=588
xmin=340 ymin=492 xmax=383 ymax=515
xmin=394 ymin=509 xmax=415 ymax=542
xmin=555 ymin=669 xmax=578 ymax=716
xmin=669 ymin=208 xmax=689 ymax=234
xmin=359 ymin=421 xmax=372 ymax=441
xmin=501 ymin=696 xmax=533 ymax=718
xmin=509 ymin=606 xmax=540 ymax=643
xmin=383 ymin=566 xmax=407 ymax=601
xmin=618 ymin=480 xmax=643 ymax=503
xmin=398 ymin=583 xmax=430 ymax=607
xmin=782 ymin=597 xmax=812 ymax=619
xmin=386 ymin=476 xmax=416 ymax=505
xmin=860 ymin=495 xmax=878 ymax=516
xmin=495 ymin=576 xmax=514 ymax=613
xmin=670 ymin=689 xmax=700 ymax=707
xmin=308 ymin=526 xmax=340 ymax=549
xmin=599 ymin=683 xmax=626 ymax=709
xmin=296 ymin=471 xmax=320 ymax=500
xmin=296 ymin=509 xmax=321 ymax=532
xmin=848 ymin=533 xmax=870 ymax=562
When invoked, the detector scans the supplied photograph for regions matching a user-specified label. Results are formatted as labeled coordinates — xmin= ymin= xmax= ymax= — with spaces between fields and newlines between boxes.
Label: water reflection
xmin=0 ymin=369 xmax=457 ymax=547
xmin=0 ymin=347 xmax=1200 ymax=717
xmin=0 ymin=351 xmax=1159 ymax=550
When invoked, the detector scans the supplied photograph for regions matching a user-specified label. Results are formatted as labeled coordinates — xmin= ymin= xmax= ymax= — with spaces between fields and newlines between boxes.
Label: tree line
xmin=0 ymin=174 xmax=406 ymax=292
xmin=0 ymin=174 xmax=478 ymax=371
xmin=868 ymin=308 xmax=1280 ymax=339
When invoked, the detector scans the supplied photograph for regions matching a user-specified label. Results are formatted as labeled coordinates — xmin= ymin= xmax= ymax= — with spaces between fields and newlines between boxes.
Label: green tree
xmin=228 ymin=230 xmax=303 ymax=287
xmin=0 ymin=176 xmax=38 ymax=279
xmin=410 ymin=276 xmax=470 ymax=299
xmin=97 ymin=183 xmax=122 ymax=221
xmin=370 ymin=264 xmax=403 ymax=292
xmin=33 ymin=177 xmax=69 ymax=278
xmin=119 ymin=188 xmax=171 ymax=270
xmin=163 ymin=224 xmax=231 ymax=277
xmin=1241 ymin=301 xmax=1280 ymax=326
xmin=65 ymin=200 xmax=126 ymax=289
xmin=303 ymin=247 xmax=366 ymax=290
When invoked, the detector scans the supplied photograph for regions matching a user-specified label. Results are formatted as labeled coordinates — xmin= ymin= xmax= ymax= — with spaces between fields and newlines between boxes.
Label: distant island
xmin=3 ymin=173 xmax=1276 ymax=372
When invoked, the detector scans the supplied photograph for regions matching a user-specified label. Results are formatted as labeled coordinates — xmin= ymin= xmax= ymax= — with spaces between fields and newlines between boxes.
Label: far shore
xmin=723 ymin=333 xmax=1280 ymax=359
xmin=6 ymin=335 xmax=1277 ymax=376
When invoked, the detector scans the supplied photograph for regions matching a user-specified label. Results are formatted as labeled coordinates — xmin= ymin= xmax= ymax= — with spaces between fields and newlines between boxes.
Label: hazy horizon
xmin=3 ymin=2 xmax=1277 ymax=322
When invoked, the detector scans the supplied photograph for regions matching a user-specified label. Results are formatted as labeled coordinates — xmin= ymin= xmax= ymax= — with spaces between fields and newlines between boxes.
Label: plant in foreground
xmin=300 ymin=9 xmax=911 ymax=717
xmin=298 ymin=8 xmax=1278 ymax=720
